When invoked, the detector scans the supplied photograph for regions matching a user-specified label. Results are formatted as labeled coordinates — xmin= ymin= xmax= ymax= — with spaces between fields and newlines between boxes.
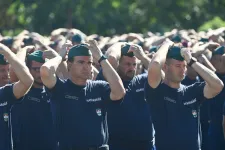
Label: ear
xmin=162 ymin=63 xmax=167 ymax=72
xmin=67 ymin=61 xmax=72 ymax=72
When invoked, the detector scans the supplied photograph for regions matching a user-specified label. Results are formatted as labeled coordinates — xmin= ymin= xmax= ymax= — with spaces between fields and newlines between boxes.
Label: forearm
xmin=151 ymin=36 xmax=166 ymax=46
xmin=16 ymin=47 xmax=28 ymax=62
xmin=56 ymin=61 xmax=68 ymax=80
xmin=101 ymin=59 xmax=125 ymax=100
xmin=3 ymin=49 xmax=33 ymax=86
xmin=152 ymin=42 xmax=172 ymax=65
xmin=140 ymin=55 xmax=151 ymax=69
xmin=192 ymin=62 xmax=222 ymax=89
xmin=202 ymin=59 xmax=216 ymax=72
xmin=41 ymin=56 xmax=62 ymax=76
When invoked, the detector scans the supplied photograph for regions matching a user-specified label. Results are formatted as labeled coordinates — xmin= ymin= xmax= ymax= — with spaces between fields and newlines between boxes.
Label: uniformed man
xmin=0 ymin=43 xmax=33 ymax=150
xmin=208 ymin=46 xmax=225 ymax=150
xmin=182 ymin=53 xmax=215 ymax=150
xmin=40 ymin=40 xmax=125 ymax=150
xmin=11 ymin=50 xmax=55 ymax=150
xmin=97 ymin=42 xmax=155 ymax=150
xmin=145 ymin=39 xmax=224 ymax=150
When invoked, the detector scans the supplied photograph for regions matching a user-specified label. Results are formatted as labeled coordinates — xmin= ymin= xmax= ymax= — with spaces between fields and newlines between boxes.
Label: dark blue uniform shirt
xmin=11 ymin=87 xmax=55 ymax=150
xmin=208 ymin=73 xmax=225 ymax=150
xmin=0 ymin=84 xmax=18 ymax=150
xmin=47 ymin=78 xmax=111 ymax=149
xmin=145 ymin=82 xmax=205 ymax=150
xmin=97 ymin=71 xmax=153 ymax=142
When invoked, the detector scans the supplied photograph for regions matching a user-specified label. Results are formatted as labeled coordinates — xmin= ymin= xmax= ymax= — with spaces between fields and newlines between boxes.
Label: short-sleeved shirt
xmin=47 ymin=78 xmax=111 ymax=149
xmin=145 ymin=82 xmax=205 ymax=150
xmin=0 ymin=84 xmax=18 ymax=150
xmin=106 ymin=74 xmax=153 ymax=141
xmin=11 ymin=87 xmax=55 ymax=150
xmin=182 ymin=76 xmax=209 ymax=123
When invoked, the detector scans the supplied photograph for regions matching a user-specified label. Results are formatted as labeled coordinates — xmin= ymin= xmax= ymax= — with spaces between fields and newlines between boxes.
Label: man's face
xmin=68 ymin=56 xmax=93 ymax=80
xmin=211 ymin=55 xmax=225 ymax=74
xmin=117 ymin=56 xmax=137 ymax=81
xmin=164 ymin=59 xmax=187 ymax=83
xmin=0 ymin=64 xmax=9 ymax=86
xmin=29 ymin=61 xmax=44 ymax=86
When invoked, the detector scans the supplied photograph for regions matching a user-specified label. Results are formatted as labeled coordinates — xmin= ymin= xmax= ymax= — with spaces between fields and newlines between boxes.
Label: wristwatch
xmin=188 ymin=57 xmax=197 ymax=67
xmin=98 ymin=55 xmax=107 ymax=64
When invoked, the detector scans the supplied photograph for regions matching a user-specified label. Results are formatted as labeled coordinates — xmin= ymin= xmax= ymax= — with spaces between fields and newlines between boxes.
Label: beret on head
xmin=149 ymin=46 xmax=158 ymax=53
xmin=1 ymin=37 xmax=13 ymax=47
xmin=27 ymin=50 xmax=45 ymax=63
xmin=212 ymin=46 xmax=225 ymax=56
xmin=199 ymin=38 xmax=209 ymax=43
xmin=72 ymin=34 xmax=83 ymax=43
xmin=167 ymin=46 xmax=184 ymax=61
xmin=68 ymin=44 xmax=92 ymax=59
xmin=171 ymin=35 xmax=182 ymax=43
xmin=121 ymin=43 xmax=134 ymax=57
xmin=23 ymin=37 xmax=33 ymax=46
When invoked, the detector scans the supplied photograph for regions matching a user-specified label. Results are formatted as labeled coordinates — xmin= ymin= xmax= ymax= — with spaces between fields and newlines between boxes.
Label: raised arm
xmin=0 ymin=44 xmax=33 ymax=99
xmin=87 ymin=40 xmax=125 ymax=101
xmin=10 ymin=46 xmax=35 ymax=83
xmin=128 ymin=44 xmax=151 ymax=69
xmin=40 ymin=54 xmax=62 ymax=89
xmin=181 ymin=49 xmax=224 ymax=99
xmin=105 ymin=42 xmax=126 ymax=69
xmin=148 ymin=39 xmax=174 ymax=88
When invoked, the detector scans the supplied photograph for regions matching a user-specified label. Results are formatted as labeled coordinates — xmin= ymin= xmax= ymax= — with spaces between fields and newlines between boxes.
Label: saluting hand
xmin=59 ymin=42 xmax=72 ymax=60
xmin=42 ymin=49 xmax=58 ymax=60
xmin=180 ymin=48 xmax=192 ymax=63
xmin=86 ymin=40 xmax=103 ymax=61
xmin=128 ymin=44 xmax=146 ymax=60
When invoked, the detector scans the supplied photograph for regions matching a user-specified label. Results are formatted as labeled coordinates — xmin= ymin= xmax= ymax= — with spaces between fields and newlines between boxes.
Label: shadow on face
xmin=67 ymin=56 xmax=93 ymax=80
xmin=29 ymin=61 xmax=44 ymax=86
xmin=117 ymin=56 xmax=137 ymax=81
xmin=0 ymin=64 xmax=9 ymax=86
xmin=164 ymin=59 xmax=187 ymax=83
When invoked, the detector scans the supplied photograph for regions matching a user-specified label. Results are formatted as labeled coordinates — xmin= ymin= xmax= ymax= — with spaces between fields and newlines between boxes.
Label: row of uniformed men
xmin=0 ymin=39 xmax=225 ymax=150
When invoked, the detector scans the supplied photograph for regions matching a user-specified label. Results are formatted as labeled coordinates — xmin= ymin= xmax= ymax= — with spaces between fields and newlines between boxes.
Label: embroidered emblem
xmin=96 ymin=108 xmax=102 ymax=116
xmin=192 ymin=110 xmax=197 ymax=118
xmin=3 ymin=113 xmax=9 ymax=122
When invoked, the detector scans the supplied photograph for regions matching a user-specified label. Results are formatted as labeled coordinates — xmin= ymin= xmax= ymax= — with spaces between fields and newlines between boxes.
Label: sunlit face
xmin=117 ymin=56 xmax=137 ymax=81
xmin=164 ymin=59 xmax=187 ymax=83
xmin=68 ymin=56 xmax=93 ymax=80
xmin=211 ymin=55 xmax=225 ymax=74
xmin=0 ymin=64 xmax=9 ymax=86
xmin=29 ymin=61 xmax=44 ymax=86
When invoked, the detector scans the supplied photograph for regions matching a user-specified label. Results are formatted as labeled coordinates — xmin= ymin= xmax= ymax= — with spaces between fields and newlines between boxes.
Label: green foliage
xmin=198 ymin=17 xmax=225 ymax=31
xmin=0 ymin=0 xmax=225 ymax=36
